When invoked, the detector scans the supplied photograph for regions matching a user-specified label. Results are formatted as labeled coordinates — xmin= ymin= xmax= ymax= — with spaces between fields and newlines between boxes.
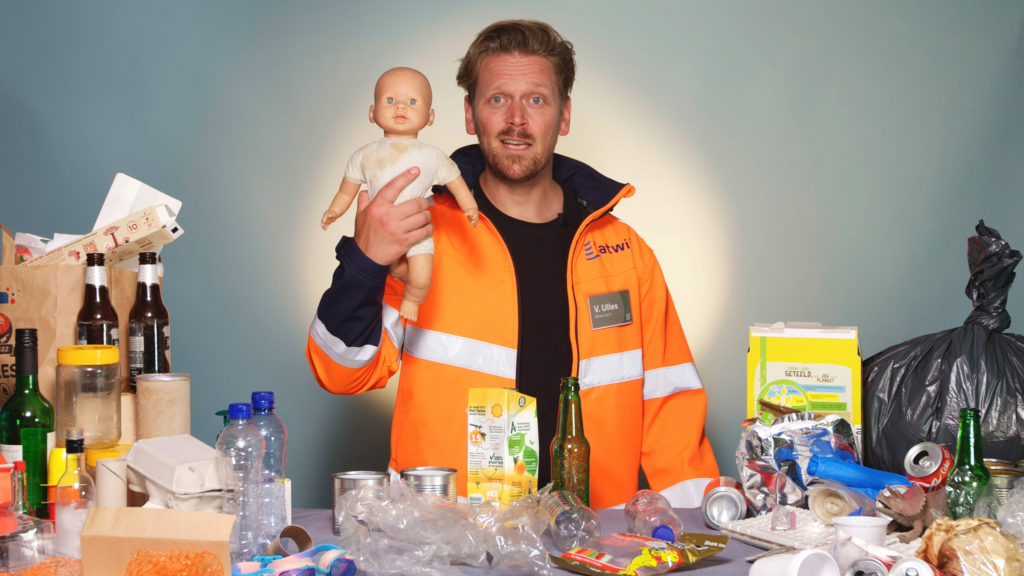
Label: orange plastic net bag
xmin=124 ymin=549 xmax=224 ymax=576
xmin=0 ymin=558 xmax=82 ymax=576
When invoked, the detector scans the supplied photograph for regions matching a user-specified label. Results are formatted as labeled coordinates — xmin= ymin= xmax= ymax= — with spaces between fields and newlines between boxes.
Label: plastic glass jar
xmin=57 ymin=345 xmax=121 ymax=449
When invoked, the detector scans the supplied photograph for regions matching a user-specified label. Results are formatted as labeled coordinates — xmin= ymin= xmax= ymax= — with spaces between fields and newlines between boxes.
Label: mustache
xmin=496 ymin=128 xmax=534 ymax=143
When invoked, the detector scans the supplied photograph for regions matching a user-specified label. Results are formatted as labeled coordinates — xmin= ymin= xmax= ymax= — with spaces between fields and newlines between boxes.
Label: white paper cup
xmin=750 ymin=549 xmax=839 ymax=576
xmin=832 ymin=516 xmax=889 ymax=547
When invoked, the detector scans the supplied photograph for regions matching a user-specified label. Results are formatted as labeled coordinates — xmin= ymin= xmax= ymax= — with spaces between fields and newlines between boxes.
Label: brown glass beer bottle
xmin=77 ymin=253 xmax=119 ymax=346
xmin=128 ymin=252 xmax=170 ymax=392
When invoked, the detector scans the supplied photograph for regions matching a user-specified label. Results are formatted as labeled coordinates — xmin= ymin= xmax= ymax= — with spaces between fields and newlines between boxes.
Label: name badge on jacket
xmin=588 ymin=290 xmax=632 ymax=330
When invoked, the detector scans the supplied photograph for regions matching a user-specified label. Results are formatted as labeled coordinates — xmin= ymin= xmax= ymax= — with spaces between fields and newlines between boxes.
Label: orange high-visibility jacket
xmin=307 ymin=146 xmax=719 ymax=508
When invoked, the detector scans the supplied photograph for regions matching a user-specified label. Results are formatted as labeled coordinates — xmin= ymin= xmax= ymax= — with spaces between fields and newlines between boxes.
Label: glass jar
xmin=57 ymin=345 xmax=121 ymax=449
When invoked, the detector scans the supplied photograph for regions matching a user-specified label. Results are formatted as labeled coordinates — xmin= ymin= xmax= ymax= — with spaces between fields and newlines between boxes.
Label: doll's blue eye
xmin=386 ymin=98 xmax=394 ymax=104
xmin=410 ymin=99 xmax=417 ymax=105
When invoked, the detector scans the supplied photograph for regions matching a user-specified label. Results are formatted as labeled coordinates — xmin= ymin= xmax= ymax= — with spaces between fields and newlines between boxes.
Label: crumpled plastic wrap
xmin=736 ymin=413 xmax=859 ymax=513
xmin=996 ymin=480 xmax=1024 ymax=544
xmin=337 ymin=480 xmax=551 ymax=576
xmin=918 ymin=517 xmax=1024 ymax=576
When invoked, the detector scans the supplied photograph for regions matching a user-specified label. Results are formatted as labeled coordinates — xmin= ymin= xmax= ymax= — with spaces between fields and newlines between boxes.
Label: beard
xmin=476 ymin=123 xmax=559 ymax=183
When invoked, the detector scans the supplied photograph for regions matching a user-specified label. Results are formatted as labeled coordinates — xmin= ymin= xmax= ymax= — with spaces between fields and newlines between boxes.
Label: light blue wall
xmin=3 ymin=1 xmax=1023 ymax=508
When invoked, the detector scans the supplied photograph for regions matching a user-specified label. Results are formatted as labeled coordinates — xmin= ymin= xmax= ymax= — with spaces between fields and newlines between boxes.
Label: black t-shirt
xmin=475 ymin=183 xmax=584 ymax=489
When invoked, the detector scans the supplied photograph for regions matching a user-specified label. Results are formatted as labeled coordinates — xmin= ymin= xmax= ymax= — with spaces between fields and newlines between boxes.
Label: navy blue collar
xmin=445 ymin=144 xmax=628 ymax=213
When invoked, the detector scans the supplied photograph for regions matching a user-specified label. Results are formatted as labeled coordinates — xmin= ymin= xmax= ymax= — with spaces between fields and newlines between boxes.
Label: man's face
xmin=371 ymin=69 xmax=434 ymax=136
xmin=465 ymin=54 xmax=571 ymax=182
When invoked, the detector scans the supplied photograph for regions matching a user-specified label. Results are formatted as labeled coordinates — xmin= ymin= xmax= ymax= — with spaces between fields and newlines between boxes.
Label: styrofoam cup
xmin=832 ymin=516 xmax=889 ymax=547
xmin=750 ymin=549 xmax=839 ymax=576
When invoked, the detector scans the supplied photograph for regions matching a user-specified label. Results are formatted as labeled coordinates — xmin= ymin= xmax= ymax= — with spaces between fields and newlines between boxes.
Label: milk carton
xmin=467 ymin=388 xmax=539 ymax=504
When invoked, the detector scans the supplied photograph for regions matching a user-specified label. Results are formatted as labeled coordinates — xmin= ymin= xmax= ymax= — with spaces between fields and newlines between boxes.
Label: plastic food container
xmin=56 ymin=345 xmax=121 ymax=449
xmin=125 ymin=434 xmax=223 ymax=511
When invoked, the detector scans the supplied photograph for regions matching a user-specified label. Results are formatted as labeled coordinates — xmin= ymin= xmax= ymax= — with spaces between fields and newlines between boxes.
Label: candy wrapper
xmin=737 ymin=412 xmax=858 ymax=513
xmin=550 ymin=533 xmax=728 ymax=576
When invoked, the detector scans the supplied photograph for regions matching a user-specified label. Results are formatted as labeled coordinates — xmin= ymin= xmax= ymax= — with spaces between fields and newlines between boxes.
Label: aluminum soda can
xmin=701 ymin=476 xmax=748 ymax=530
xmin=904 ymin=442 xmax=954 ymax=491
xmin=845 ymin=557 xmax=895 ymax=576
xmin=890 ymin=557 xmax=946 ymax=576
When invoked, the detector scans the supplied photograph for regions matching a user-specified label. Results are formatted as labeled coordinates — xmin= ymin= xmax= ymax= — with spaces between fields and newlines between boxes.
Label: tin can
xmin=904 ymin=443 xmax=954 ymax=491
xmin=401 ymin=466 xmax=458 ymax=503
xmin=701 ymin=476 xmax=748 ymax=530
xmin=890 ymin=557 xmax=946 ymax=576
xmin=332 ymin=471 xmax=390 ymax=535
xmin=984 ymin=458 xmax=1015 ymax=471
xmin=989 ymin=469 xmax=1023 ymax=507
xmin=1015 ymin=459 xmax=1024 ymax=471
xmin=845 ymin=557 xmax=895 ymax=576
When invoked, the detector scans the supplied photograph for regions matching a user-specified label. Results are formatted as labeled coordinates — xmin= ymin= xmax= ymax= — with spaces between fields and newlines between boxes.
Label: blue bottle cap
xmin=651 ymin=525 xmax=675 ymax=542
xmin=251 ymin=391 xmax=275 ymax=409
xmin=228 ymin=403 xmax=252 ymax=419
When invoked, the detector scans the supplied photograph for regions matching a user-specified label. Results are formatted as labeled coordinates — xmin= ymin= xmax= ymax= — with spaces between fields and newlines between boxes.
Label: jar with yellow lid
xmin=57 ymin=345 xmax=121 ymax=450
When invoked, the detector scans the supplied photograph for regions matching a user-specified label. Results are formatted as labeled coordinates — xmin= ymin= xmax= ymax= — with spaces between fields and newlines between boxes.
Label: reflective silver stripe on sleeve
xmin=404 ymin=326 xmax=516 ymax=380
xmin=578 ymin=349 xmax=644 ymax=390
xmin=643 ymin=362 xmax=703 ymax=400
xmin=309 ymin=303 xmax=405 ymax=369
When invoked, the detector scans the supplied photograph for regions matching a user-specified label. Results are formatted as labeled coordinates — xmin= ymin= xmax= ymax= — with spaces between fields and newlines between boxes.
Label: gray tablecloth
xmin=292 ymin=507 xmax=759 ymax=575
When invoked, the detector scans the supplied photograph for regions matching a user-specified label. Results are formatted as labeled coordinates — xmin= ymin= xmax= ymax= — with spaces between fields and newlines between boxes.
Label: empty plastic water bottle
xmin=251 ymin=391 xmax=288 ymax=541
xmin=624 ymin=489 xmax=684 ymax=543
xmin=543 ymin=490 xmax=601 ymax=551
xmin=217 ymin=403 xmax=267 ymax=563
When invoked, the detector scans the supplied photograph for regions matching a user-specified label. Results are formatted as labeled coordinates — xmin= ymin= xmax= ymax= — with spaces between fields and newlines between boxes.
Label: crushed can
xmin=701 ymin=476 xmax=748 ymax=530
xmin=904 ymin=442 xmax=954 ymax=492
xmin=845 ymin=557 xmax=895 ymax=576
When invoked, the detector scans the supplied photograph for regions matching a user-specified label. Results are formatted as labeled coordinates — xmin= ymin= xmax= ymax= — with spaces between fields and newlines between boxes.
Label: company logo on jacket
xmin=584 ymin=239 xmax=632 ymax=260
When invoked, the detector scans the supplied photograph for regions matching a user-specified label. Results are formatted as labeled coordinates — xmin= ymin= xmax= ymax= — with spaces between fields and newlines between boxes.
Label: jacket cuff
xmin=337 ymin=236 xmax=389 ymax=285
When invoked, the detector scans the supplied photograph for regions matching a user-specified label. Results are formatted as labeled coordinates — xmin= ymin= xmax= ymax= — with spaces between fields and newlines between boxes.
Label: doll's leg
xmin=389 ymin=257 xmax=409 ymax=282
xmin=399 ymin=254 xmax=432 ymax=322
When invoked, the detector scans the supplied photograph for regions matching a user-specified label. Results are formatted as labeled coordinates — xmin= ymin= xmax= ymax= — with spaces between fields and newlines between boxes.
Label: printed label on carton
xmin=467 ymin=389 xmax=539 ymax=504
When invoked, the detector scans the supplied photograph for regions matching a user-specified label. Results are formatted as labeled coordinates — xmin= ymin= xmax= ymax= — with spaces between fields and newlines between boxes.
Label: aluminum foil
xmin=736 ymin=413 xmax=859 ymax=515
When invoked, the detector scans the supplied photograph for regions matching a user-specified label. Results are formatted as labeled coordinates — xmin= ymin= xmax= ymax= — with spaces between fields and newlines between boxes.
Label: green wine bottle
xmin=945 ymin=408 xmax=991 ymax=519
xmin=0 ymin=329 xmax=55 ymax=519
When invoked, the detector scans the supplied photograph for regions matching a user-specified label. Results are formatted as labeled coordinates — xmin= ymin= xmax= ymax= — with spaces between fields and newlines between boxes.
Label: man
xmin=307 ymin=20 xmax=719 ymax=508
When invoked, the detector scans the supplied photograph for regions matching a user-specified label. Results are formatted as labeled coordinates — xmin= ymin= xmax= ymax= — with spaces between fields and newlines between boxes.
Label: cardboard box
xmin=23 ymin=204 xmax=182 ymax=267
xmin=467 ymin=388 xmax=539 ymax=504
xmin=81 ymin=507 xmax=234 ymax=576
xmin=747 ymin=322 xmax=861 ymax=429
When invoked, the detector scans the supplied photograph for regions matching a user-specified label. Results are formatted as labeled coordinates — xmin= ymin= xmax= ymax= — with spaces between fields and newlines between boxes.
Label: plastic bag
xmin=549 ymin=533 xmax=728 ymax=576
xmin=863 ymin=221 xmax=1024 ymax=474
xmin=997 ymin=479 xmax=1024 ymax=544
xmin=917 ymin=517 xmax=1024 ymax=576
xmin=337 ymin=480 xmax=551 ymax=576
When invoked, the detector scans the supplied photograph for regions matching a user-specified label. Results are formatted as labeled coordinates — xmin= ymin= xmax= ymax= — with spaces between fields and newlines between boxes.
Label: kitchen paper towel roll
xmin=97 ymin=459 xmax=128 ymax=507
xmin=136 ymin=373 xmax=190 ymax=439
xmin=120 ymin=393 xmax=137 ymax=444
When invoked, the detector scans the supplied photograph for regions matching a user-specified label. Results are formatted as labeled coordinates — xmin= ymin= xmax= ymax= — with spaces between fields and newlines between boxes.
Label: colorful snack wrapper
xmin=550 ymin=532 xmax=729 ymax=575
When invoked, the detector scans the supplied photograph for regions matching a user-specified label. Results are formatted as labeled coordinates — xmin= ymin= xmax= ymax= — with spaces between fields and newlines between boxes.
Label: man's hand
xmin=354 ymin=167 xmax=433 ymax=266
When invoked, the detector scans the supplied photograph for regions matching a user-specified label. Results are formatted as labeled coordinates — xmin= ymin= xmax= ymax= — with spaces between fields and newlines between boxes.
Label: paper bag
xmin=0 ymin=224 xmax=135 ymax=404
xmin=81 ymin=507 xmax=235 ymax=576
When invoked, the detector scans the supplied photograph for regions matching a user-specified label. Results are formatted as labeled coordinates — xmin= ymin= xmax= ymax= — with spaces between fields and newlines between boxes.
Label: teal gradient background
xmin=3 ymin=2 xmax=1023 ymax=508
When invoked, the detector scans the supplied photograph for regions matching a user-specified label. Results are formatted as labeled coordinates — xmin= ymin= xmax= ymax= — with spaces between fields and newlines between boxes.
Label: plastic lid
xmin=251 ymin=391 xmax=275 ymax=409
xmin=13 ymin=461 xmax=25 ymax=472
xmin=57 ymin=345 xmax=119 ymax=366
xmin=85 ymin=445 xmax=132 ymax=468
xmin=651 ymin=525 xmax=675 ymax=542
xmin=228 ymin=403 xmax=252 ymax=419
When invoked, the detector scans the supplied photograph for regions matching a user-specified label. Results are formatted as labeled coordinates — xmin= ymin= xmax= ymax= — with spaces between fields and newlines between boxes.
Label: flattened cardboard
xmin=24 ymin=205 xmax=179 ymax=267
xmin=81 ymin=507 xmax=234 ymax=576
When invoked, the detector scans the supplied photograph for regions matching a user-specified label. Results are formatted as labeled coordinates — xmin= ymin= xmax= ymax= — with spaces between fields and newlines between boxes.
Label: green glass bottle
xmin=945 ymin=408 xmax=991 ymax=519
xmin=550 ymin=377 xmax=591 ymax=507
xmin=0 ymin=329 xmax=56 ymax=519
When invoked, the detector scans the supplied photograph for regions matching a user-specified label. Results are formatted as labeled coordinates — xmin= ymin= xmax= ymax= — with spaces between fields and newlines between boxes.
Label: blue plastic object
xmin=229 ymin=403 xmax=253 ymax=420
xmin=651 ymin=524 xmax=675 ymax=542
xmin=252 ymin=391 xmax=275 ymax=409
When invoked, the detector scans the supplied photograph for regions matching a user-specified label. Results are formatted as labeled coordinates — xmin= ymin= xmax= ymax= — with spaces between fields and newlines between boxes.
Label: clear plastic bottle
xmin=543 ymin=490 xmax=601 ymax=551
xmin=624 ymin=489 xmax=684 ymax=543
xmin=251 ymin=391 xmax=288 ymax=540
xmin=55 ymin=428 xmax=95 ymax=559
xmin=217 ymin=403 xmax=267 ymax=563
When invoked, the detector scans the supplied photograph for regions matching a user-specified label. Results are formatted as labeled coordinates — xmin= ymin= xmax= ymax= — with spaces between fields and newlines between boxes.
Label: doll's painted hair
xmin=457 ymin=20 xmax=576 ymax=106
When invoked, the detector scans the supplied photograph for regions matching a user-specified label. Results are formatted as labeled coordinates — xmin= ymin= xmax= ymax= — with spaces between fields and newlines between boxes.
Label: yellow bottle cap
xmin=47 ymin=447 xmax=67 ymax=485
xmin=57 ymin=345 xmax=119 ymax=366
xmin=85 ymin=444 xmax=132 ymax=469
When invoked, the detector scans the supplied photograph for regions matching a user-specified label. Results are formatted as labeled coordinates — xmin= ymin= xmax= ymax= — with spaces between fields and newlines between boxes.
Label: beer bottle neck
xmin=955 ymin=411 xmax=985 ymax=468
xmin=84 ymin=265 xmax=111 ymax=304
xmin=136 ymin=264 xmax=163 ymax=301
xmin=556 ymin=380 xmax=584 ymax=437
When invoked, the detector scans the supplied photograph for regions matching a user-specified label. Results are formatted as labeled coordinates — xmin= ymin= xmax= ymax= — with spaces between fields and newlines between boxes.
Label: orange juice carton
xmin=467 ymin=388 xmax=539 ymax=504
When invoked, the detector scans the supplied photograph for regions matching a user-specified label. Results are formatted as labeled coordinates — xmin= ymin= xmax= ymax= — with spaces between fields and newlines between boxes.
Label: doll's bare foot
xmin=389 ymin=258 xmax=409 ymax=282
xmin=399 ymin=299 xmax=420 ymax=322
xmin=321 ymin=209 xmax=340 ymax=230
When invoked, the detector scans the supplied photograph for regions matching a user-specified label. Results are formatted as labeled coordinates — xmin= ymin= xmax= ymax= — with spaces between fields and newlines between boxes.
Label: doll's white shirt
xmin=343 ymin=138 xmax=460 ymax=204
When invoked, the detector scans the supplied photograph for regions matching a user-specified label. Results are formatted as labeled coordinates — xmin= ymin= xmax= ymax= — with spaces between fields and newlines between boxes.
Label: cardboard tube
xmin=120 ymin=393 xmax=137 ymax=444
xmin=96 ymin=459 xmax=128 ymax=507
xmin=136 ymin=374 xmax=190 ymax=439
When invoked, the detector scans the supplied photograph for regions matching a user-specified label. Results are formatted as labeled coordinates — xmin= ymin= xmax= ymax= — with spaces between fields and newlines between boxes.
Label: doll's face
xmin=371 ymin=68 xmax=435 ymax=136
xmin=465 ymin=54 xmax=571 ymax=182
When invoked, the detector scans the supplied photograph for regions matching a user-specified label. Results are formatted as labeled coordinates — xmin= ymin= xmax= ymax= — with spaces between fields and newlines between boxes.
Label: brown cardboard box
xmin=23 ymin=204 xmax=182 ymax=267
xmin=81 ymin=507 xmax=234 ymax=576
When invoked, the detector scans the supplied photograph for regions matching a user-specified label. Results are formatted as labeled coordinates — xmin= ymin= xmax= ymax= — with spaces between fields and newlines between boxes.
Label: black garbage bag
xmin=863 ymin=220 xmax=1024 ymax=474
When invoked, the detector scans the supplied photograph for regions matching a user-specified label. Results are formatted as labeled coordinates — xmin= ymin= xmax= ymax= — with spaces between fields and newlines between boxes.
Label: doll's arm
xmin=445 ymin=176 xmax=478 ymax=227
xmin=322 ymin=178 xmax=362 ymax=230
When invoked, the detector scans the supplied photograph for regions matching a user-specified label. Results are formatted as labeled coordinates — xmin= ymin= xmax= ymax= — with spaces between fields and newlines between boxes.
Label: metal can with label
xmin=890 ymin=557 xmax=946 ymax=576
xmin=845 ymin=557 xmax=895 ymax=576
xmin=904 ymin=442 xmax=954 ymax=491
xmin=701 ymin=476 xmax=749 ymax=530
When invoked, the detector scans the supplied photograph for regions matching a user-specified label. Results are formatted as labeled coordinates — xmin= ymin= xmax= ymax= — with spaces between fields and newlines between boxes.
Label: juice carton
xmin=467 ymin=388 xmax=539 ymax=504
xmin=747 ymin=322 xmax=862 ymax=445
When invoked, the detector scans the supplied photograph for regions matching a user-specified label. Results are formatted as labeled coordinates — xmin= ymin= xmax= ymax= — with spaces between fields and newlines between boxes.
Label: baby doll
xmin=322 ymin=67 xmax=478 ymax=322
